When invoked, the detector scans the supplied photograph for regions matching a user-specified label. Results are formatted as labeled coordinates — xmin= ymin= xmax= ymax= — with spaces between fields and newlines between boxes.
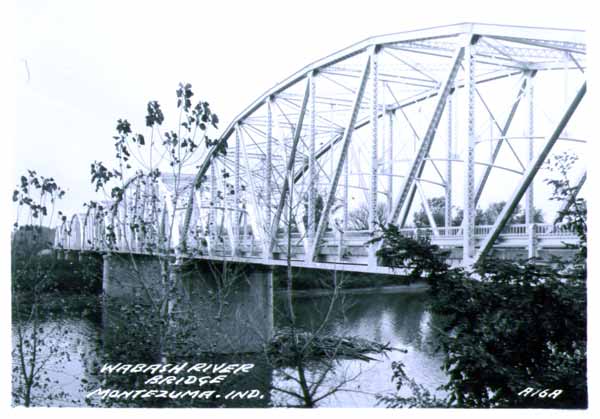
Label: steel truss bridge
xmin=55 ymin=23 xmax=586 ymax=274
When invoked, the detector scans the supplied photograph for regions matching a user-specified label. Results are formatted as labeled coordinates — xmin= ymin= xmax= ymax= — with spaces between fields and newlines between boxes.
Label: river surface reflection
xmin=271 ymin=288 xmax=447 ymax=406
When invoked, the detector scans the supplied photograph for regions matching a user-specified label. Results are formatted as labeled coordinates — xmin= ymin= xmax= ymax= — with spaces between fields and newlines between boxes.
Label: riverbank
xmin=276 ymin=281 xmax=429 ymax=297
xmin=271 ymin=266 xmax=415 ymax=291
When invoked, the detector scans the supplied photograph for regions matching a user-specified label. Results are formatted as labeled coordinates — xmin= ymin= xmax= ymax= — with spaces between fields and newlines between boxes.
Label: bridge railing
xmin=535 ymin=223 xmax=576 ymax=237
xmin=55 ymin=219 xmax=578 ymax=256
xmin=503 ymin=224 xmax=527 ymax=235
xmin=343 ymin=223 xmax=576 ymax=241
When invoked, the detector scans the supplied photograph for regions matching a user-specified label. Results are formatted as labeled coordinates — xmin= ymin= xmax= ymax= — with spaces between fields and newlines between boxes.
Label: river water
xmin=12 ymin=270 xmax=448 ymax=407
xmin=271 ymin=287 xmax=447 ymax=407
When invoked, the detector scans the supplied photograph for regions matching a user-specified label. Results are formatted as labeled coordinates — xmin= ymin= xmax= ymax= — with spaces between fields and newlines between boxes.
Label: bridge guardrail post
xmin=528 ymin=223 xmax=538 ymax=259
xmin=337 ymin=228 xmax=345 ymax=261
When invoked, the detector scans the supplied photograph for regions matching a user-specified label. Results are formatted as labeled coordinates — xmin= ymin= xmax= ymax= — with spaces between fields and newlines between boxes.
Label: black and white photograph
xmin=4 ymin=0 xmax=594 ymax=412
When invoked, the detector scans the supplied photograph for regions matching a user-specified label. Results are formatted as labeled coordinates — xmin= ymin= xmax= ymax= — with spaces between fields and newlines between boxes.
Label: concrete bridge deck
xmin=56 ymin=223 xmax=578 ymax=274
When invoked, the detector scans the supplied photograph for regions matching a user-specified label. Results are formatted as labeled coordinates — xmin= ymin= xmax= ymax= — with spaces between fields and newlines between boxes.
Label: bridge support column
xmin=525 ymin=76 xmax=535 ymax=258
xmin=368 ymin=46 xmax=379 ymax=268
xmin=463 ymin=36 xmax=477 ymax=266
xmin=307 ymin=71 xmax=317 ymax=249
xmin=387 ymin=110 xmax=394 ymax=212
xmin=209 ymin=161 xmax=217 ymax=256
xmin=343 ymin=150 xmax=349 ymax=231
xmin=445 ymin=94 xmax=453 ymax=229
xmin=264 ymin=97 xmax=273 ymax=259
xmin=340 ymin=152 xmax=349 ymax=261
xmin=233 ymin=124 xmax=242 ymax=256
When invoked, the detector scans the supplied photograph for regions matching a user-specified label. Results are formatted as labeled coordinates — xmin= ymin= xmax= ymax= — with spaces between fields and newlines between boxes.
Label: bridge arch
xmin=67 ymin=214 xmax=84 ymax=249
xmin=53 ymin=222 xmax=67 ymax=249
xmin=59 ymin=23 xmax=586 ymax=270
xmin=181 ymin=23 xmax=586 ymax=266
xmin=99 ymin=173 xmax=231 ymax=256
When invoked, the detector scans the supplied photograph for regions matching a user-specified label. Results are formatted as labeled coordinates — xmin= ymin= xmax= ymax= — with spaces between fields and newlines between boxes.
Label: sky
xmin=10 ymin=0 xmax=594 ymax=220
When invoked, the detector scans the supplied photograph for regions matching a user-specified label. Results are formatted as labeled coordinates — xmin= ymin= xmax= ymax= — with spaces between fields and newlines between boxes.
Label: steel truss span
xmin=56 ymin=23 xmax=586 ymax=272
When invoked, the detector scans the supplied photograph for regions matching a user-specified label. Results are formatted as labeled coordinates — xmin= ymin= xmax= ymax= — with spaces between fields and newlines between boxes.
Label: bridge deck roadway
xmin=59 ymin=224 xmax=579 ymax=275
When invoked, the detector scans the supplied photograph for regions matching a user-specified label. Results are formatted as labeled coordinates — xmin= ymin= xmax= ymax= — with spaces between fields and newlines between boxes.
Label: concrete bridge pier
xmin=101 ymin=253 xmax=274 ymax=354
xmin=99 ymin=254 xmax=275 ymax=406
xmin=175 ymin=261 xmax=274 ymax=353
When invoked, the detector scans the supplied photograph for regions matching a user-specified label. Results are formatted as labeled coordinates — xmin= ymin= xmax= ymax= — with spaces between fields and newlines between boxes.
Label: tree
xmin=347 ymin=202 xmax=387 ymax=230
xmin=268 ymin=160 xmax=390 ymax=407
xmin=413 ymin=198 xmax=545 ymax=228
xmin=411 ymin=197 xmax=481 ymax=227
xmin=412 ymin=197 xmax=450 ymax=228
xmin=449 ymin=208 xmax=481 ymax=227
xmin=479 ymin=201 xmax=544 ymax=225
xmin=429 ymin=259 xmax=585 ymax=408
xmin=82 ymin=83 xmax=250 ymax=406
xmin=302 ymin=193 xmax=324 ymax=232
xmin=544 ymin=152 xmax=586 ymax=261
xmin=11 ymin=171 xmax=73 ymax=406
xmin=369 ymin=223 xmax=449 ymax=283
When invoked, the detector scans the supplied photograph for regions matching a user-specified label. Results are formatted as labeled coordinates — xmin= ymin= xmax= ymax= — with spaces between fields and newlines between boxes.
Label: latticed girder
xmin=56 ymin=23 xmax=586 ymax=269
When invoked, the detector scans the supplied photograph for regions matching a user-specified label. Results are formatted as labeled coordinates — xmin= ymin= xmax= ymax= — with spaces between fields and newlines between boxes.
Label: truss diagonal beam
xmin=474 ymin=72 xmax=533 ymax=204
xmin=388 ymin=37 xmax=468 ymax=225
xmin=290 ymin=70 xmax=521 ymax=190
xmin=238 ymin=126 xmax=267 ymax=254
xmin=416 ymin=181 xmax=439 ymax=235
xmin=308 ymin=55 xmax=371 ymax=261
xmin=475 ymin=81 xmax=586 ymax=264
xmin=269 ymin=78 xmax=311 ymax=252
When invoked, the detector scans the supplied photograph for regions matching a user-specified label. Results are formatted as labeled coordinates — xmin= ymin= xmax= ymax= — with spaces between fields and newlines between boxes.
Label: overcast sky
xmin=11 ymin=0 xmax=592 ymax=219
